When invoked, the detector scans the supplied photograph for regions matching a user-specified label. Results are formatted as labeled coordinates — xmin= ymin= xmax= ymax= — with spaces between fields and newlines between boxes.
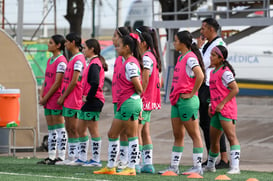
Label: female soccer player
xmin=158 ymin=30 xmax=205 ymax=175
xmin=56 ymin=32 xmax=86 ymax=165
xmin=72 ymin=39 xmax=108 ymax=167
xmin=37 ymin=34 xmax=67 ymax=165
xmin=135 ymin=26 xmax=162 ymax=174
xmin=94 ymin=33 xmax=143 ymax=176
xmin=112 ymin=27 xmax=131 ymax=170
xmin=203 ymin=45 xmax=240 ymax=174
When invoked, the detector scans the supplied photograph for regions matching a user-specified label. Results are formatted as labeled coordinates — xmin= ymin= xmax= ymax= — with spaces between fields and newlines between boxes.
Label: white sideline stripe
xmin=0 ymin=172 xmax=110 ymax=181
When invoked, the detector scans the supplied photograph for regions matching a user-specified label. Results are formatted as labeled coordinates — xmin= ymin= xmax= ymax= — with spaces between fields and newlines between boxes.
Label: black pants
xmin=198 ymin=84 xmax=227 ymax=154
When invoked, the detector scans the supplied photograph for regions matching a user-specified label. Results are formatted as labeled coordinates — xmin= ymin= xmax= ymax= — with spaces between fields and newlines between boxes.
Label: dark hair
xmin=85 ymin=39 xmax=108 ymax=71
xmin=176 ymin=30 xmax=206 ymax=81
xmin=51 ymin=34 xmax=65 ymax=52
xmin=136 ymin=26 xmax=162 ymax=72
xmin=215 ymin=45 xmax=236 ymax=77
xmin=65 ymin=32 xmax=83 ymax=51
xmin=121 ymin=34 xmax=143 ymax=69
xmin=202 ymin=18 xmax=220 ymax=32
xmin=116 ymin=26 xmax=131 ymax=38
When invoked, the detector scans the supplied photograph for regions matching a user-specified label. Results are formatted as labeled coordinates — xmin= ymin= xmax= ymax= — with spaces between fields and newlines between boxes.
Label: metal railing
xmin=153 ymin=0 xmax=273 ymax=28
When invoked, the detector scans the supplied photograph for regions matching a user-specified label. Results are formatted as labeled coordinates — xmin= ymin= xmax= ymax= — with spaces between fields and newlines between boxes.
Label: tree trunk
xmin=159 ymin=0 xmax=200 ymax=64
xmin=65 ymin=0 xmax=84 ymax=36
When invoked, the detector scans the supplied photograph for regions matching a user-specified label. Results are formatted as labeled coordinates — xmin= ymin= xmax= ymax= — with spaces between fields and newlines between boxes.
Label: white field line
xmin=0 ymin=172 xmax=110 ymax=181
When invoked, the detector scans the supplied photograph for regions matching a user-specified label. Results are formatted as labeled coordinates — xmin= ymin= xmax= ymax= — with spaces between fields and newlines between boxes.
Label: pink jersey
xmin=112 ymin=56 xmax=123 ymax=103
xmin=142 ymin=51 xmax=161 ymax=110
xmin=63 ymin=53 xmax=86 ymax=110
xmin=209 ymin=66 xmax=237 ymax=120
xmin=43 ymin=55 xmax=67 ymax=110
xmin=169 ymin=51 xmax=198 ymax=105
xmin=116 ymin=56 xmax=141 ymax=111
xmin=82 ymin=57 xmax=105 ymax=103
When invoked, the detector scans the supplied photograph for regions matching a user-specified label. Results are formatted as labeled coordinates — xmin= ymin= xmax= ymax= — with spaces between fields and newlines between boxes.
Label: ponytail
xmin=136 ymin=26 xmax=162 ymax=72
xmin=98 ymin=54 xmax=108 ymax=71
xmin=122 ymin=34 xmax=143 ymax=69
xmin=191 ymin=42 xmax=206 ymax=81
xmin=215 ymin=45 xmax=236 ymax=77
xmin=223 ymin=61 xmax=236 ymax=77
xmin=150 ymin=29 xmax=162 ymax=73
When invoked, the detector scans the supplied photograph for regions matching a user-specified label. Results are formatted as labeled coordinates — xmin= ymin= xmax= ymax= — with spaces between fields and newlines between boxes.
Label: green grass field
xmin=0 ymin=156 xmax=272 ymax=181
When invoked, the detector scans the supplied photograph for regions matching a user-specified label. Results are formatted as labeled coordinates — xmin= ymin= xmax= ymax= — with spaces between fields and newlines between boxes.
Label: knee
xmin=108 ymin=131 xmax=118 ymax=139
xmin=173 ymin=131 xmax=183 ymax=141
xmin=142 ymin=129 xmax=150 ymax=139
xmin=90 ymin=129 xmax=99 ymax=138
xmin=226 ymin=133 xmax=237 ymax=144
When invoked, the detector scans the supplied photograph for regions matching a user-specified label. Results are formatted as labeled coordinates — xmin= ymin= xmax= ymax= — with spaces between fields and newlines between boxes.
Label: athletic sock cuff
xmin=91 ymin=137 xmax=101 ymax=141
xmin=68 ymin=137 xmax=79 ymax=143
xmin=128 ymin=137 xmax=138 ymax=141
xmin=139 ymin=145 xmax=143 ymax=151
xmin=79 ymin=136 xmax=89 ymax=142
xmin=193 ymin=147 xmax=203 ymax=153
xmin=48 ymin=125 xmax=55 ymax=130
xmin=209 ymin=150 xmax=219 ymax=158
xmin=230 ymin=145 xmax=241 ymax=151
xmin=172 ymin=146 xmax=184 ymax=152
xmin=120 ymin=141 xmax=129 ymax=146
xmin=143 ymin=144 xmax=153 ymax=150
xmin=55 ymin=123 xmax=65 ymax=129
xmin=109 ymin=138 xmax=119 ymax=142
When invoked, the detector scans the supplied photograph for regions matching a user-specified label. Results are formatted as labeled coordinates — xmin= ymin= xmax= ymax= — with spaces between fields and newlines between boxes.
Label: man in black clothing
xmin=197 ymin=18 xmax=229 ymax=169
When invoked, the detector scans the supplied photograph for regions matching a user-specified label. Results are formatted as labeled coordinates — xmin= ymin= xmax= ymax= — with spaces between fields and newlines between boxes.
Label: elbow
xmin=56 ymin=81 xmax=62 ymax=88
xmin=136 ymin=86 xmax=143 ymax=95
xmin=138 ymin=88 xmax=143 ymax=95
xmin=236 ymin=87 xmax=239 ymax=95
xmin=70 ymin=81 xmax=77 ymax=87
xmin=197 ymin=74 xmax=204 ymax=85
xmin=199 ymin=73 xmax=204 ymax=82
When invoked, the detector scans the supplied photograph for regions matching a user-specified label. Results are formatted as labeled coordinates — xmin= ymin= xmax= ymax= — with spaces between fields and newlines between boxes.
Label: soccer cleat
xmin=141 ymin=164 xmax=155 ymax=174
xmin=227 ymin=167 xmax=240 ymax=174
xmin=135 ymin=165 xmax=141 ymax=174
xmin=215 ymin=160 xmax=230 ymax=169
xmin=203 ymin=165 xmax=216 ymax=172
xmin=158 ymin=165 xmax=179 ymax=175
xmin=53 ymin=157 xmax=63 ymax=165
xmin=117 ymin=161 xmax=128 ymax=170
xmin=37 ymin=157 xmax=55 ymax=165
xmin=93 ymin=167 xmax=116 ymax=175
xmin=182 ymin=166 xmax=203 ymax=175
xmin=55 ymin=158 xmax=76 ymax=165
xmin=115 ymin=167 xmax=136 ymax=176
xmin=201 ymin=160 xmax=208 ymax=167
xmin=82 ymin=159 xmax=102 ymax=167
xmin=66 ymin=159 xmax=86 ymax=166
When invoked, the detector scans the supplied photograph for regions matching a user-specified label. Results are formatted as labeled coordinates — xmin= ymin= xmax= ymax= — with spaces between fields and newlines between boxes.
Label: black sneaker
xmin=215 ymin=160 xmax=229 ymax=169
xmin=37 ymin=157 xmax=55 ymax=165
xmin=201 ymin=160 xmax=208 ymax=167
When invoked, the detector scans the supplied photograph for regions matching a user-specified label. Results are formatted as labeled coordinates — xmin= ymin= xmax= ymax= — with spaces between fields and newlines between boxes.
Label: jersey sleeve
xmin=56 ymin=62 xmax=67 ymax=73
xmin=125 ymin=62 xmax=140 ymax=80
xmin=185 ymin=57 xmax=199 ymax=77
xmin=74 ymin=60 xmax=84 ymax=72
xmin=222 ymin=70 xmax=235 ymax=87
xmin=187 ymin=57 xmax=199 ymax=69
xmin=143 ymin=55 xmax=153 ymax=70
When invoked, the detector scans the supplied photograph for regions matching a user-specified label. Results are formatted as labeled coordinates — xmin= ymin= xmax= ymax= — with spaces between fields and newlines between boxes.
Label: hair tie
xmin=130 ymin=33 xmax=139 ymax=40
xmin=130 ymin=33 xmax=140 ymax=43
xmin=212 ymin=46 xmax=224 ymax=60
